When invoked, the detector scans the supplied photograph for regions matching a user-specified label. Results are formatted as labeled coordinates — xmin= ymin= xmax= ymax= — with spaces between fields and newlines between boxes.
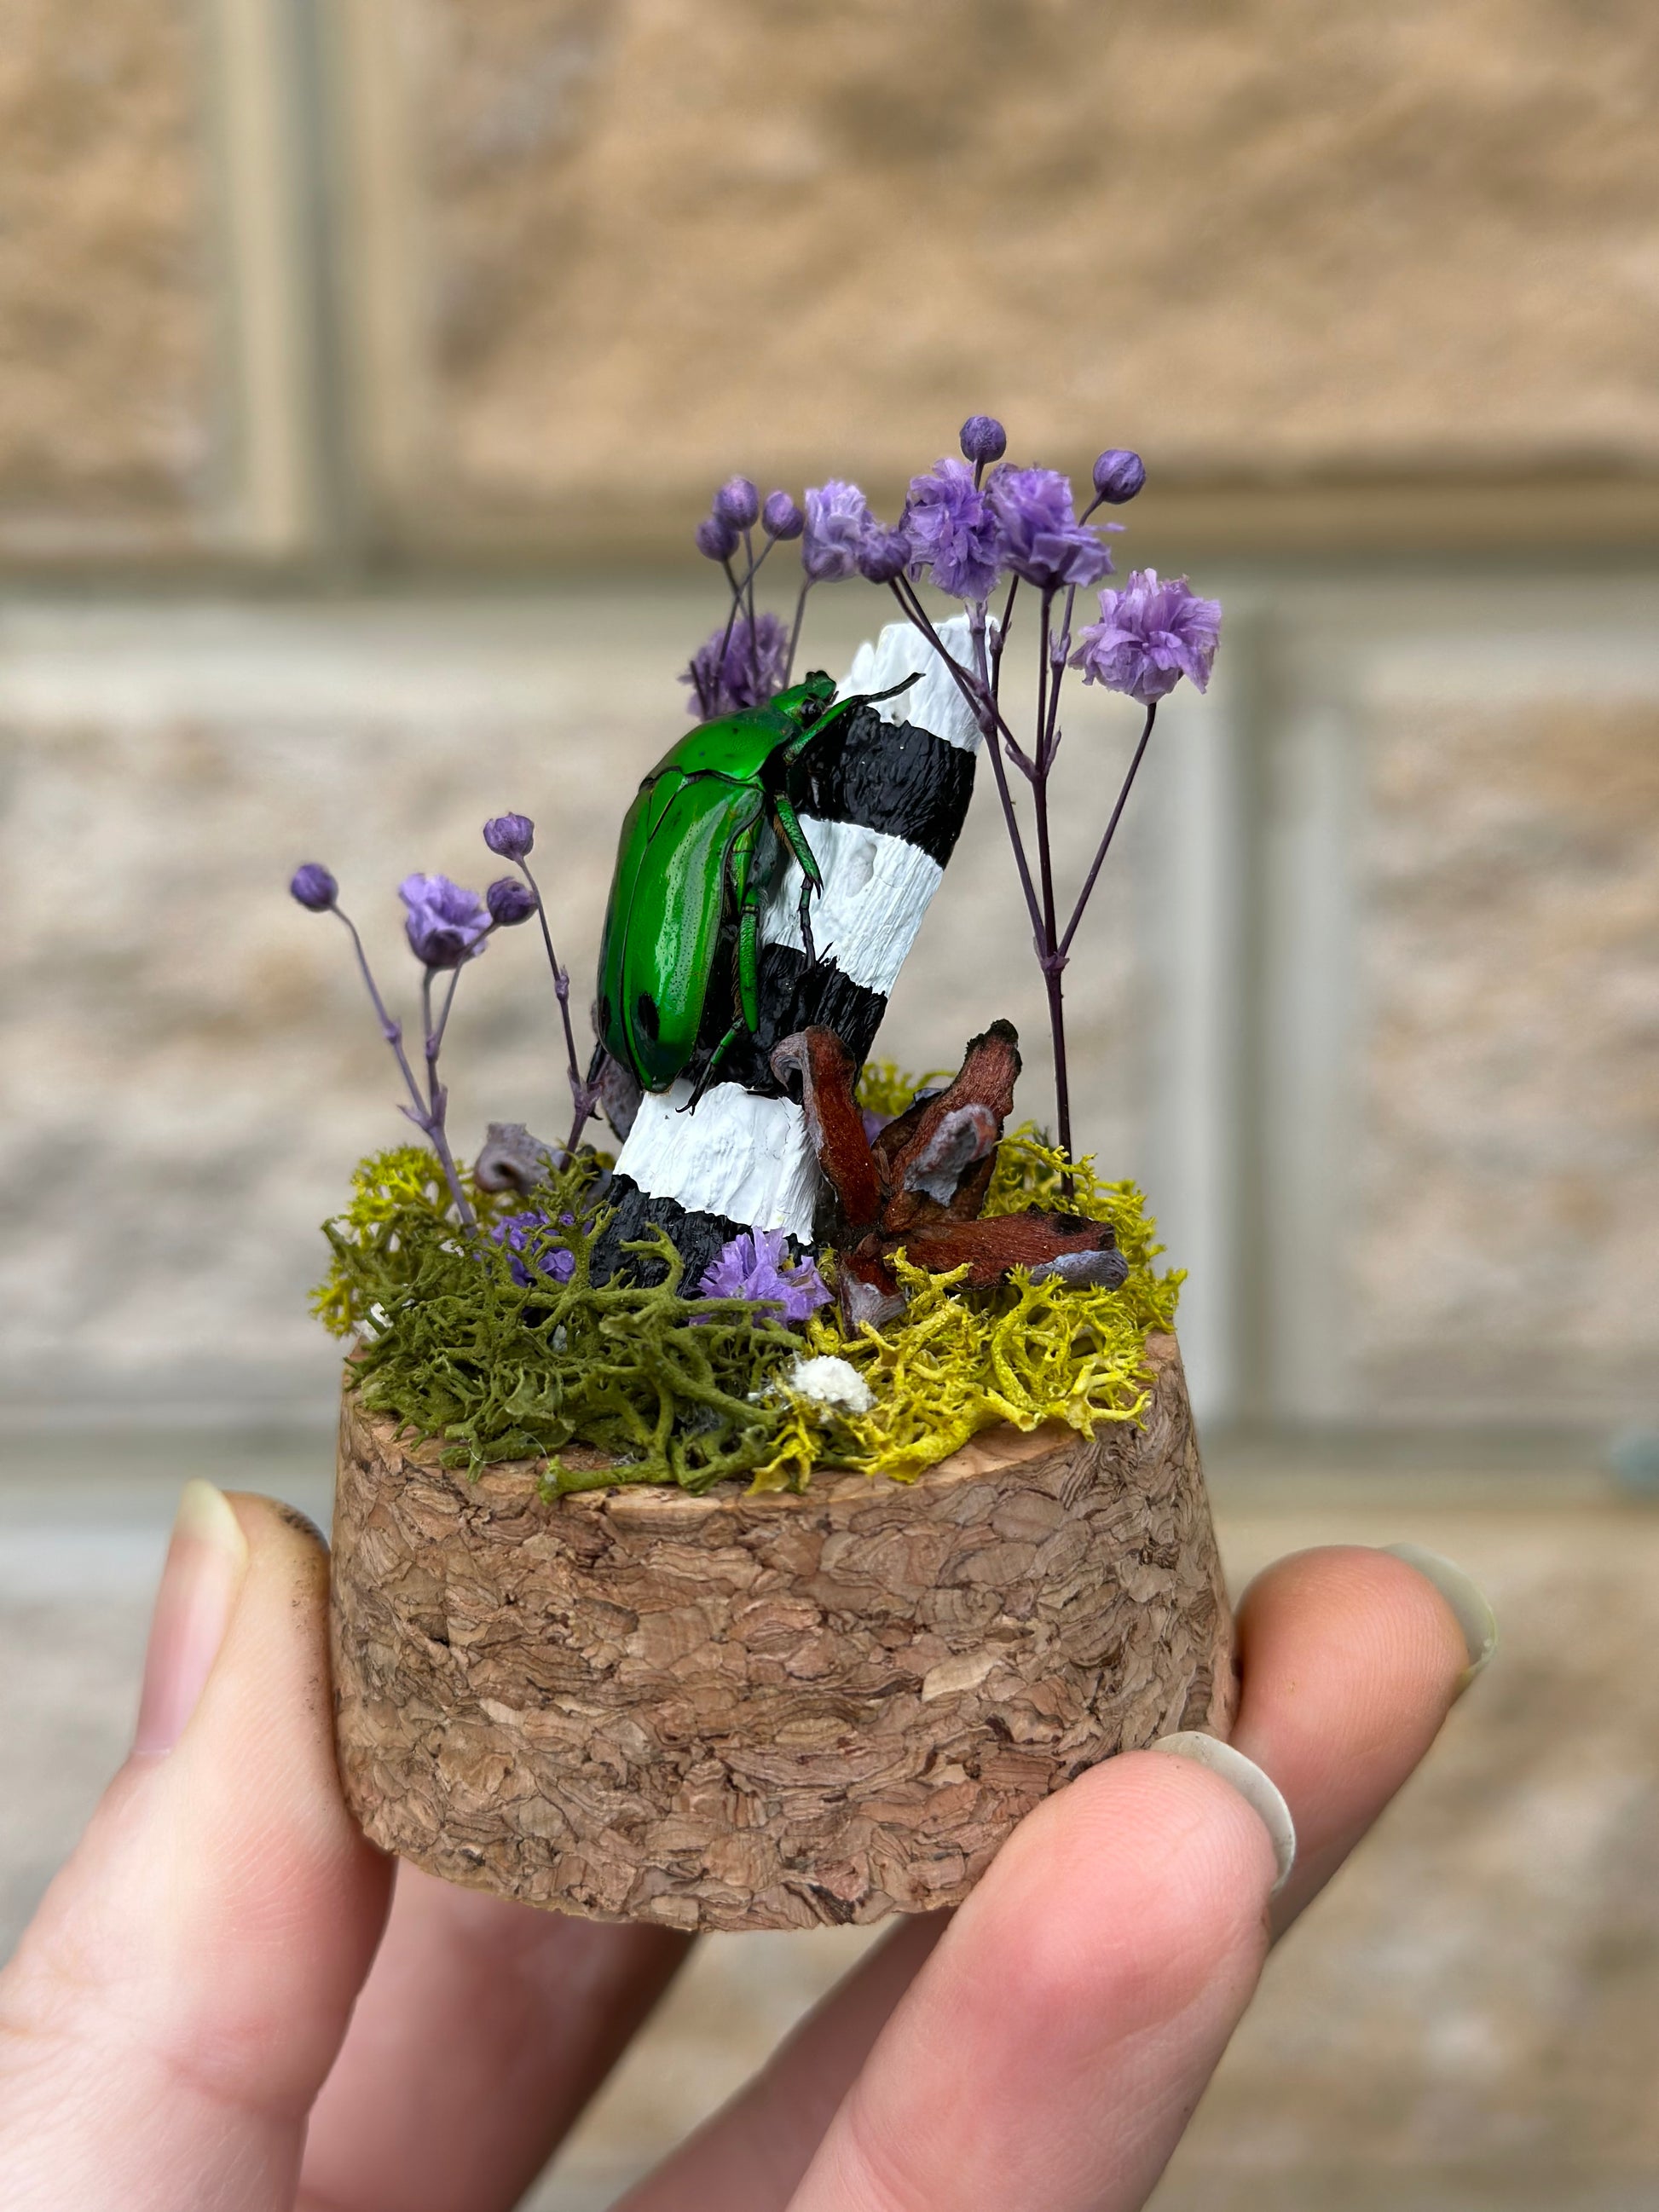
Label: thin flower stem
xmin=1058 ymin=702 xmax=1159 ymax=959
xmin=917 ymin=586 xmax=1043 ymax=950
xmin=1043 ymin=962 xmax=1074 ymax=1170
xmin=519 ymin=858 xmax=591 ymax=1147
xmin=1033 ymin=586 xmax=1052 ymax=777
xmin=743 ymin=527 xmax=759 ymax=694
xmin=429 ymin=964 xmax=463 ymax=1062
xmin=893 ymin=575 xmax=1035 ymax=776
xmin=783 ymin=579 xmax=812 ymax=687
xmin=1042 ymin=591 xmax=1074 ymax=774
xmin=1027 ymin=587 xmax=1072 ymax=1157
xmin=990 ymin=575 xmax=1019 ymax=702
xmin=714 ymin=555 xmax=746 ymax=682
xmin=332 ymin=907 xmax=477 ymax=1231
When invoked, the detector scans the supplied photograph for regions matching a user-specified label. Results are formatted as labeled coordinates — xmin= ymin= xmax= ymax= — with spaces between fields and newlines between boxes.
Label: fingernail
xmin=1381 ymin=1543 xmax=1498 ymax=1694
xmin=133 ymin=1481 xmax=248 ymax=1757
xmin=1149 ymin=1731 xmax=1297 ymax=1895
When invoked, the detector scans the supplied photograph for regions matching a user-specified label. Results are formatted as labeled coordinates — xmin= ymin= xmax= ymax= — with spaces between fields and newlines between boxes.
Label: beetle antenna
xmin=861 ymin=672 xmax=922 ymax=708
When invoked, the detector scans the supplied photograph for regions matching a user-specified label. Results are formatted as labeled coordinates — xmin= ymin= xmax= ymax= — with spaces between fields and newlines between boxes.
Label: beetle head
xmin=780 ymin=670 xmax=838 ymax=729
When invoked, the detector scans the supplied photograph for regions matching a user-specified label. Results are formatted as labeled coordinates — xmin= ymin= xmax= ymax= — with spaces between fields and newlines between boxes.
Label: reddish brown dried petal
xmin=771 ymin=1026 xmax=883 ymax=1231
xmin=881 ymin=1019 xmax=1023 ymax=1229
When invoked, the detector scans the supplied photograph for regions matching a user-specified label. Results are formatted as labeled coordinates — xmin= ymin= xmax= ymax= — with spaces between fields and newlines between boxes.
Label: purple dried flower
xmin=289 ymin=862 xmax=337 ymax=912
xmin=856 ymin=523 xmax=910 ymax=585
xmin=398 ymin=873 xmax=491 ymax=969
xmin=901 ymin=458 xmax=1003 ymax=602
xmin=1091 ymin=448 xmax=1146 ymax=505
xmin=959 ymin=413 xmax=1007 ymax=468
xmin=695 ymin=1227 xmax=830 ymax=1321
xmin=483 ymin=811 xmax=534 ymax=862
xmin=761 ymin=489 xmax=804 ymax=540
xmin=695 ymin=513 xmax=739 ymax=563
xmin=714 ymin=475 xmax=760 ymax=530
xmin=486 ymin=876 xmax=538 ymax=927
xmin=682 ymin=610 xmax=791 ymax=718
xmin=1070 ymin=569 xmax=1223 ymax=705
xmin=986 ymin=465 xmax=1115 ymax=590
xmin=801 ymin=479 xmax=874 ymax=582
xmin=490 ymin=1209 xmax=576 ymax=1289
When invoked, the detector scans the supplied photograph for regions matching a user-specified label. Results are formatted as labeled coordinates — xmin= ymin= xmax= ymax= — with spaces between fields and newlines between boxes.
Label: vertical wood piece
xmin=332 ymin=1331 xmax=1234 ymax=1932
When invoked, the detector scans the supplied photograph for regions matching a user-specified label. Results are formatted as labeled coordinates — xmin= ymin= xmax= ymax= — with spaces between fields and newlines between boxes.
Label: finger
xmin=300 ymin=1865 xmax=690 ymax=2212
xmin=618 ymin=1914 xmax=951 ymax=2212
xmin=1228 ymin=1543 xmax=1493 ymax=1932
xmin=624 ymin=1539 xmax=1488 ymax=2209
xmin=0 ymin=1487 xmax=392 ymax=2212
xmin=784 ymin=1749 xmax=1280 ymax=2212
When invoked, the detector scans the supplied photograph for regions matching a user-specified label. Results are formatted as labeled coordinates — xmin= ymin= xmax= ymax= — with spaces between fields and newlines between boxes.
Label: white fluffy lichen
xmin=783 ymin=1354 xmax=876 ymax=1418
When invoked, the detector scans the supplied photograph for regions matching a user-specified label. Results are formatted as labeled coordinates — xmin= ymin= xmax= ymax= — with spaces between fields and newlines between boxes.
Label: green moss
xmin=315 ymin=1086 xmax=1182 ymax=1498
xmin=315 ymin=1148 xmax=798 ymax=1490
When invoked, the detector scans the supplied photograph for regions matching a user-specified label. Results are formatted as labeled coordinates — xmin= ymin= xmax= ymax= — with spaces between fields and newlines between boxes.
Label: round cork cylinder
xmin=330 ymin=1331 xmax=1234 ymax=1932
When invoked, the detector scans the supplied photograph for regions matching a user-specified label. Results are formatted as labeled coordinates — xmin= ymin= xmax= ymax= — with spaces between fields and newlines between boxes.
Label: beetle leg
xmin=736 ymin=880 xmax=764 ymax=1033
xmin=681 ymin=1026 xmax=737 ymax=1112
xmin=771 ymin=792 xmax=825 ymax=968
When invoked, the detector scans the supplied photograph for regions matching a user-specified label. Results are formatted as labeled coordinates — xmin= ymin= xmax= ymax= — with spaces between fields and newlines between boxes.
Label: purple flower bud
xmin=1091 ymin=448 xmax=1146 ymax=504
xmin=802 ymin=480 xmax=874 ymax=582
xmin=491 ymin=1209 xmax=577 ymax=1289
xmin=695 ymin=1227 xmax=830 ymax=1321
xmin=986 ymin=465 xmax=1114 ymax=590
xmin=762 ymin=489 xmax=804 ymax=540
xmin=856 ymin=523 xmax=910 ymax=584
xmin=1070 ymin=569 xmax=1222 ymax=705
xmin=714 ymin=475 xmax=760 ymax=530
xmin=483 ymin=811 xmax=534 ymax=861
xmin=486 ymin=876 xmax=538 ymax=927
xmin=289 ymin=862 xmax=338 ymax=912
xmin=398 ymin=874 xmax=491 ymax=969
xmin=695 ymin=513 xmax=739 ymax=563
xmin=901 ymin=458 xmax=1003 ymax=602
xmin=959 ymin=414 xmax=1007 ymax=468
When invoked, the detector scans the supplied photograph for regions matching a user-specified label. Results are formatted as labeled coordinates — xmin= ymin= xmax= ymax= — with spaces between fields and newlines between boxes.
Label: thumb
xmin=0 ymin=1484 xmax=392 ymax=2212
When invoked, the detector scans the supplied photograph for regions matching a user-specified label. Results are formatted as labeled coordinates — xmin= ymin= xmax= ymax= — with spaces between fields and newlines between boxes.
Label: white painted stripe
xmin=838 ymin=614 xmax=989 ymax=755
xmin=615 ymin=1081 xmax=819 ymax=1241
xmin=757 ymin=814 xmax=944 ymax=994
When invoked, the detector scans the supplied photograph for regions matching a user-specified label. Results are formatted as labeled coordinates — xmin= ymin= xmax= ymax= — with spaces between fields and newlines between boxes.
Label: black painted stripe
xmin=797 ymin=707 xmax=977 ymax=869
xmin=703 ymin=943 xmax=887 ymax=1097
xmin=589 ymin=1175 xmax=815 ymax=1289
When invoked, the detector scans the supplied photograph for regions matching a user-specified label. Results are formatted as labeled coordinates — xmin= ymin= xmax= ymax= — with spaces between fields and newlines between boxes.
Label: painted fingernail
xmin=133 ymin=1481 xmax=248 ymax=1757
xmin=1381 ymin=1543 xmax=1498 ymax=1694
xmin=1149 ymin=1731 xmax=1297 ymax=1895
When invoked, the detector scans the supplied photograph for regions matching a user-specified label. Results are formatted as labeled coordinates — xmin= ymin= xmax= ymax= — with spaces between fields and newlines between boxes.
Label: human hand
xmin=0 ymin=1483 xmax=1492 ymax=2211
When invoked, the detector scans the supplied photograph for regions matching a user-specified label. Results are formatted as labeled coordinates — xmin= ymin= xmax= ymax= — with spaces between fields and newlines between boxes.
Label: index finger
xmin=1229 ymin=1543 xmax=1494 ymax=1932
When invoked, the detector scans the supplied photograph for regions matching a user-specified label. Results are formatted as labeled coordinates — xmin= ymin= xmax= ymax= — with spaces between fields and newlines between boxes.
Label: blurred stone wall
xmin=2 ymin=0 xmax=1656 ymax=1444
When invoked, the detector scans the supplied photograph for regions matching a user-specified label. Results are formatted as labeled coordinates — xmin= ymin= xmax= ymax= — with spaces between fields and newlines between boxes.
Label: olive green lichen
xmin=315 ymin=1072 xmax=1182 ymax=1497
xmin=314 ymin=1146 xmax=799 ymax=1490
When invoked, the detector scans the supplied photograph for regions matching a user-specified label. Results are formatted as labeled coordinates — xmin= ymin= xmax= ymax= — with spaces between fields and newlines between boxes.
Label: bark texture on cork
xmin=331 ymin=1331 xmax=1234 ymax=1932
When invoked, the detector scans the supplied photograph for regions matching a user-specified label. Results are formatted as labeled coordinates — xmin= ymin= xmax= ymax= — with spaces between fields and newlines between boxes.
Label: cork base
xmin=330 ymin=1331 xmax=1234 ymax=1932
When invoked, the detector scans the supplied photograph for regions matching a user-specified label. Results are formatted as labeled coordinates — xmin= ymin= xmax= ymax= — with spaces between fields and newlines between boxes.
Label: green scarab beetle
xmin=598 ymin=667 xmax=919 ymax=1096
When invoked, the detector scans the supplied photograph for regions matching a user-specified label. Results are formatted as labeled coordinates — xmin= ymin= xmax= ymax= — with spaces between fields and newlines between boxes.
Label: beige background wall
xmin=3 ymin=0 xmax=1656 ymax=1448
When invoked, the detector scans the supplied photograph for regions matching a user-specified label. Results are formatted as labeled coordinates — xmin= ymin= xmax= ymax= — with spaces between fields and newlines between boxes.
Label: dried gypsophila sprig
xmin=680 ymin=421 xmax=1221 ymax=1164
xmin=481 ymin=811 xmax=603 ymax=1158
xmin=288 ymin=861 xmax=536 ymax=1228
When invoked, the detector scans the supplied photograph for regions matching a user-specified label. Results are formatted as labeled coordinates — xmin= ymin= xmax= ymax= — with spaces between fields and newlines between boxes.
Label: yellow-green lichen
xmin=753 ymin=1112 xmax=1182 ymax=1492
